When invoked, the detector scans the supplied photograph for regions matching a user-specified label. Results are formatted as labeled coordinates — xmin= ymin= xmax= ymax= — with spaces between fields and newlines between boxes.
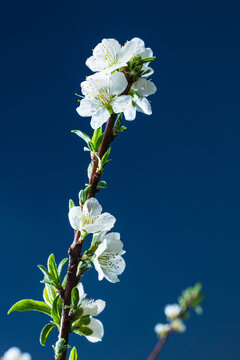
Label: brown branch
xmin=147 ymin=331 xmax=173 ymax=360
xmin=57 ymin=73 xmax=134 ymax=360
xmin=58 ymin=230 xmax=83 ymax=360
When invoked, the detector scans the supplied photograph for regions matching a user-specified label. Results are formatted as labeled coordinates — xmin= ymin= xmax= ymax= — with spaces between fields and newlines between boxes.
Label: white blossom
xmin=92 ymin=232 xmax=126 ymax=283
xmin=86 ymin=38 xmax=145 ymax=74
xmin=75 ymin=283 xmax=105 ymax=343
xmin=2 ymin=348 xmax=31 ymax=360
xmin=171 ymin=319 xmax=186 ymax=333
xmin=164 ymin=304 xmax=182 ymax=320
xmin=154 ymin=323 xmax=171 ymax=337
xmin=76 ymin=72 xmax=132 ymax=129
xmin=124 ymin=78 xmax=157 ymax=120
xmin=68 ymin=197 xmax=116 ymax=234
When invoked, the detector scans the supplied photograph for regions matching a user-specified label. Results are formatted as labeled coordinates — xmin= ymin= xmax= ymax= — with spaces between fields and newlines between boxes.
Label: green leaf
xmin=88 ymin=140 xmax=95 ymax=152
xmin=69 ymin=346 xmax=77 ymax=360
xmin=92 ymin=127 xmax=102 ymax=144
xmin=71 ymin=287 xmax=79 ymax=309
xmin=51 ymin=296 xmax=61 ymax=324
xmin=38 ymin=265 xmax=50 ymax=279
xmin=48 ymin=254 xmax=58 ymax=280
xmin=98 ymin=180 xmax=107 ymax=189
xmin=101 ymin=147 xmax=111 ymax=167
xmin=58 ymin=258 xmax=68 ymax=277
xmin=119 ymin=126 xmax=127 ymax=133
xmin=62 ymin=274 xmax=67 ymax=289
xmin=69 ymin=199 xmax=75 ymax=209
xmin=72 ymin=130 xmax=91 ymax=144
xmin=40 ymin=323 xmax=56 ymax=346
xmin=8 ymin=299 xmax=51 ymax=316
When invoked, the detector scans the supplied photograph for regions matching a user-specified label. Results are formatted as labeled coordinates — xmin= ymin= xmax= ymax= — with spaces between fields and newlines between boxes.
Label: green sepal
xmin=69 ymin=199 xmax=75 ymax=209
xmin=69 ymin=347 xmax=77 ymax=360
xmin=8 ymin=299 xmax=51 ymax=316
xmin=40 ymin=323 xmax=56 ymax=346
xmin=73 ymin=307 xmax=83 ymax=320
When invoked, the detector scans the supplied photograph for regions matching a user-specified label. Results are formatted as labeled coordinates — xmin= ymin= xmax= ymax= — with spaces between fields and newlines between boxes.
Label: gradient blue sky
xmin=1 ymin=0 xmax=240 ymax=359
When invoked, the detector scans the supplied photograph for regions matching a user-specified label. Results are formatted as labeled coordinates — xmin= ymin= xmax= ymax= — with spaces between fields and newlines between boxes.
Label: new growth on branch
xmin=7 ymin=37 xmax=204 ymax=360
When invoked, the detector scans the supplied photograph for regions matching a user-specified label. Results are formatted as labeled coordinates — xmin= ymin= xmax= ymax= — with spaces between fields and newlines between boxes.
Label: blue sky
xmin=1 ymin=0 xmax=240 ymax=359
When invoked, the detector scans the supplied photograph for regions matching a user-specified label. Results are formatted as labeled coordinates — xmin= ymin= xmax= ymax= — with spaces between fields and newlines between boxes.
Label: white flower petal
xmin=93 ymin=257 xmax=105 ymax=280
xmin=101 ymin=267 xmax=120 ymax=283
xmin=76 ymin=98 xmax=97 ymax=117
xmin=109 ymin=72 xmax=128 ymax=95
xmin=93 ymin=212 xmax=116 ymax=232
xmin=77 ymin=282 xmax=85 ymax=300
xmin=86 ymin=55 xmax=105 ymax=72
xmin=112 ymin=95 xmax=132 ymax=113
xmin=136 ymin=97 xmax=152 ymax=115
xmin=124 ymin=104 xmax=137 ymax=120
xmin=121 ymin=37 xmax=145 ymax=63
xmin=86 ymin=318 xmax=104 ymax=343
xmin=90 ymin=108 xmax=110 ymax=129
xmin=95 ymin=239 xmax=108 ymax=258
xmin=68 ymin=206 xmax=83 ymax=230
xmin=104 ymin=232 xmax=120 ymax=242
xmin=133 ymin=78 xmax=157 ymax=97
xmin=83 ymin=198 xmax=102 ymax=217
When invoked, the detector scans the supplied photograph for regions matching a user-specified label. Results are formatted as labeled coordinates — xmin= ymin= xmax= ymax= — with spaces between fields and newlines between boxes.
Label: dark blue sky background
xmin=1 ymin=0 xmax=240 ymax=359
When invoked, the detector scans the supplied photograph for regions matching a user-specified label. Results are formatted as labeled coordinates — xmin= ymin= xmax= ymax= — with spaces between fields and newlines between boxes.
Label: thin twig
xmin=147 ymin=331 xmax=173 ymax=360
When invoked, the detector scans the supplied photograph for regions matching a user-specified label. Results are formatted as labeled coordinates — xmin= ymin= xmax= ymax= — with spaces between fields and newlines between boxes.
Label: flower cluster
xmin=154 ymin=283 xmax=204 ymax=338
xmin=69 ymin=196 xmax=126 ymax=284
xmin=76 ymin=37 xmax=157 ymax=129
xmin=2 ymin=348 xmax=31 ymax=360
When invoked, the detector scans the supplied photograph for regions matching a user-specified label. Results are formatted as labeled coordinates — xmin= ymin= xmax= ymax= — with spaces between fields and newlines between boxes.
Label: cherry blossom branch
xmin=58 ymin=76 xmax=134 ymax=360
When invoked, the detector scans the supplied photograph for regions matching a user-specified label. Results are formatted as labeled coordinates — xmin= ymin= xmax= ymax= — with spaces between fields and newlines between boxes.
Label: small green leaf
xmin=62 ymin=274 xmax=67 ymax=289
xmin=58 ymin=258 xmax=68 ymax=277
xmin=98 ymin=180 xmax=107 ymax=189
xmin=51 ymin=296 xmax=61 ymax=324
xmin=38 ymin=265 xmax=50 ymax=279
xmin=71 ymin=287 xmax=79 ymax=309
xmin=69 ymin=346 xmax=77 ymax=360
xmin=101 ymin=147 xmax=111 ymax=167
xmin=72 ymin=130 xmax=91 ymax=144
xmin=8 ymin=299 xmax=51 ymax=316
xmin=40 ymin=323 xmax=56 ymax=346
xmin=48 ymin=254 xmax=58 ymax=280
xmin=119 ymin=126 xmax=127 ymax=133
